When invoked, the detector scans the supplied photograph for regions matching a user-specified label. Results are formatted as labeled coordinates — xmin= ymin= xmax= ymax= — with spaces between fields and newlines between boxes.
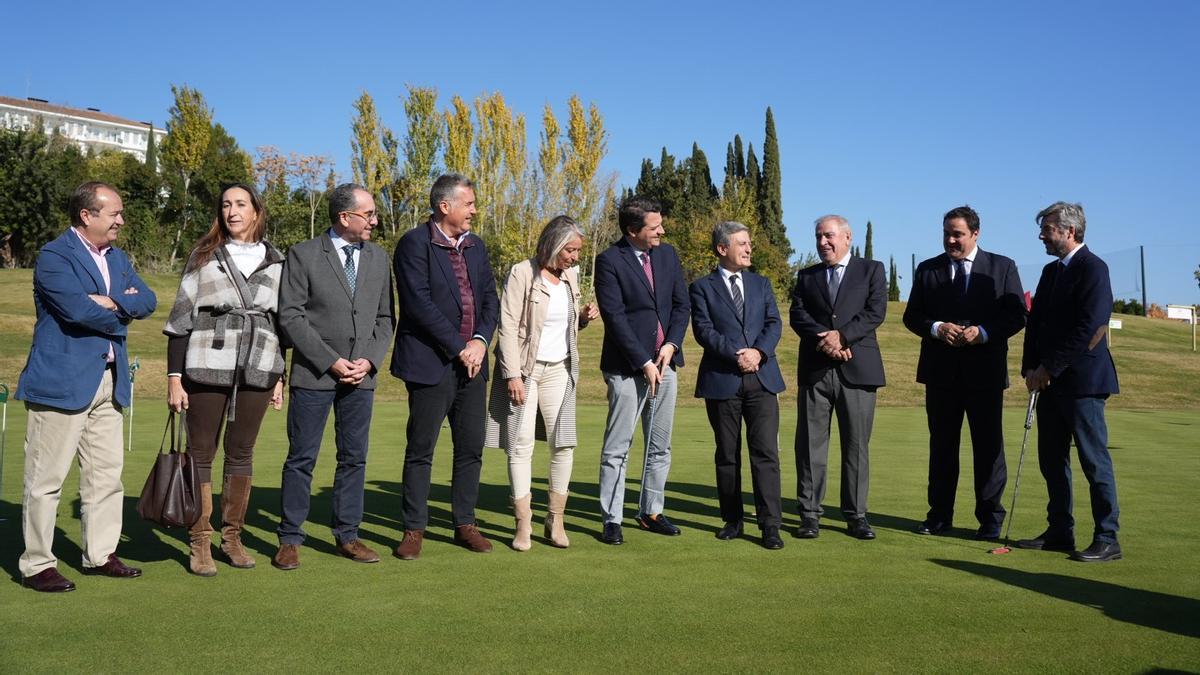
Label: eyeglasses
xmin=342 ymin=210 xmax=377 ymax=222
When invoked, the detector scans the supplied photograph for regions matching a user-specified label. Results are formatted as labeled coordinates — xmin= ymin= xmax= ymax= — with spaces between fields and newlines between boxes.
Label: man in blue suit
xmin=690 ymin=222 xmax=785 ymax=549
xmin=594 ymin=196 xmax=690 ymax=544
xmin=1018 ymin=201 xmax=1122 ymax=562
xmin=790 ymin=214 xmax=887 ymax=541
xmin=16 ymin=182 xmax=157 ymax=592
xmin=391 ymin=174 xmax=499 ymax=560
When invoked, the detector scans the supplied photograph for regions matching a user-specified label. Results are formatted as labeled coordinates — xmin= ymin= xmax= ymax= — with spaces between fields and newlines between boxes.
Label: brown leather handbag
xmin=136 ymin=411 xmax=200 ymax=528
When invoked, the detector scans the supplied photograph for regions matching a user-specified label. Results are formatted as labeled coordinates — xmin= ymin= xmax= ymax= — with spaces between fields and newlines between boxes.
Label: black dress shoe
xmin=1071 ymin=540 xmax=1122 ymax=562
xmin=1015 ymin=530 xmax=1075 ymax=551
xmin=81 ymin=554 xmax=142 ymax=578
xmin=761 ymin=527 xmax=784 ymax=550
xmin=636 ymin=513 xmax=681 ymax=536
xmin=716 ymin=521 xmax=743 ymax=540
xmin=974 ymin=526 xmax=1002 ymax=541
xmin=796 ymin=517 xmax=820 ymax=539
xmin=847 ymin=518 xmax=876 ymax=540
xmin=601 ymin=522 xmax=624 ymax=545
xmin=916 ymin=520 xmax=952 ymax=536
xmin=23 ymin=568 xmax=76 ymax=593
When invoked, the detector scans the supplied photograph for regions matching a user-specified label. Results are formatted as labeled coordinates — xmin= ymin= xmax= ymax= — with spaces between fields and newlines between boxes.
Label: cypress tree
xmin=745 ymin=143 xmax=760 ymax=194
xmin=687 ymin=142 xmax=717 ymax=209
xmin=733 ymin=134 xmax=745 ymax=179
xmin=758 ymin=107 xmax=790 ymax=258
xmin=144 ymin=124 xmax=157 ymax=173
xmin=864 ymin=220 xmax=874 ymax=260
xmin=888 ymin=256 xmax=900 ymax=301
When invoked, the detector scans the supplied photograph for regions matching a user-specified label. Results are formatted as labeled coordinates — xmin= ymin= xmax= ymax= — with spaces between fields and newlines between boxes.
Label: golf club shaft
xmin=1001 ymin=390 xmax=1039 ymax=542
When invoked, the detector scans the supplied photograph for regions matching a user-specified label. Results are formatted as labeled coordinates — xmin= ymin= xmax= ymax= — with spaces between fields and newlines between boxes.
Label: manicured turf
xmin=0 ymin=403 xmax=1197 ymax=672
xmin=1 ymin=268 xmax=1197 ymax=672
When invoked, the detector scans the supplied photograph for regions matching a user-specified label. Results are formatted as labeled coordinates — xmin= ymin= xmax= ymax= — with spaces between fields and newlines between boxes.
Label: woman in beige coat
xmin=485 ymin=216 xmax=599 ymax=550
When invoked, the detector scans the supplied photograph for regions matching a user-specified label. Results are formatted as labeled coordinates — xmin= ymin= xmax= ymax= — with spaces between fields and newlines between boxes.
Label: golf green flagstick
xmin=989 ymin=389 xmax=1039 ymax=555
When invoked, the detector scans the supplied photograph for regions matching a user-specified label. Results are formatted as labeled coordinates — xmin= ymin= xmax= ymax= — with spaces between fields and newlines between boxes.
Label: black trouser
xmin=705 ymin=374 xmax=782 ymax=530
xmin=401 ymin=364 xmax=486 ymax=530
xmin=184 ymin=378 xmax=277 ymax=483
xmin=924 ymin=385 xmax=1007 ymax=528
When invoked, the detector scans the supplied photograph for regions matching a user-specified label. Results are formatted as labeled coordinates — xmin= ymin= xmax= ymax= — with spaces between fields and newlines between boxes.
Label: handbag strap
xmin=159 ymin=410 xmax=188 ymax=454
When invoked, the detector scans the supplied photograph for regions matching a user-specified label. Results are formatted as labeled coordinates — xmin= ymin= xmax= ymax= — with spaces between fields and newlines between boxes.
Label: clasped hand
xmin=331 ymin=357 xmax=373 ymax=385
xmin=816 ymin=330 xmax=852 ymax=362
xmin=937 ymin=322 xmax=983 ymax=347
xmin=458 ymin=339 xmax=486 ymax=378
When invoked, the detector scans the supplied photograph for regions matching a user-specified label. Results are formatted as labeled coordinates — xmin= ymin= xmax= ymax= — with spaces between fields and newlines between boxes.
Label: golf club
xmin=639 ymin=377 xmax=659 ymax=508
xmin=126 ymin=357 xmax=140 ymax=453
xmin=989 ymin=389 xmax=1039 ymax=555
xmin=0 ymin=383 xmax=7 ymax=522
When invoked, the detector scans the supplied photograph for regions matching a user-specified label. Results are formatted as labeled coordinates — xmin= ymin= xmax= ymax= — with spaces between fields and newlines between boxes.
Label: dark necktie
xmin=827 ymin=264 xmax=842 ymax=302
xmin=640 ymin=252 xmax=664 ymax=351
xmin=730 ymin=273 xmax=744 ymax=320
xmin=342 ymin=244 xmax=357 ymax=294
xmin=954 ymin=259 xmax=967 ymax=296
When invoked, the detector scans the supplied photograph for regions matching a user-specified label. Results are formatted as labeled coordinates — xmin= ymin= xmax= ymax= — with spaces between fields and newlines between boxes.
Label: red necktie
xmin=641 ymin=252 xmax=665 ymax=351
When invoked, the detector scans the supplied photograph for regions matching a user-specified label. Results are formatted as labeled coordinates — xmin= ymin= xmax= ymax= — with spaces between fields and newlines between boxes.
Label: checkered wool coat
xmin=163 ymin=243 xmax=286 ymax=388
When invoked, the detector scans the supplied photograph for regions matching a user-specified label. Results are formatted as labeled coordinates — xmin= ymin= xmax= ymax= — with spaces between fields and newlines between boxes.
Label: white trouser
xmin=508 ymin=360 xmax=574 ymax=498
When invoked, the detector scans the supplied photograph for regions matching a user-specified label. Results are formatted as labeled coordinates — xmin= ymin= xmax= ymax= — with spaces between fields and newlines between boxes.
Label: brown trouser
xmin=184 ymin=378 xmax=277 ymax=483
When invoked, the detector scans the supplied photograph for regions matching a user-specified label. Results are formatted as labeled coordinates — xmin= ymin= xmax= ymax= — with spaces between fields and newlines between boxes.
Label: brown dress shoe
xmin=81 ymin=554 xmax=142 ymax=578
xmin=23 ymin=568 xmax=76 ymax=593
xmin=272 ymin=543 xmax=300 ymax=570
xmin=338 ymin=539 xmax=381 ymax=563
xmin=394 ymin=530 xmax=424 ymax=560
xmin=454 ymin=523 xmax=493 ymax=553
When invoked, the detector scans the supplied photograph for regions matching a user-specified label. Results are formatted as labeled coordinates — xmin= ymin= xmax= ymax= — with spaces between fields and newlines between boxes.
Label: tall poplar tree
xmin=399 ymin=85 xmax=442 ymax=230
xmin=757 ymin=106 xmax=790 ymax=258
xmin=443 ymin=95 xmax=473 ymax=176
xmin=350 ymin=91 xmax=395 ymax=233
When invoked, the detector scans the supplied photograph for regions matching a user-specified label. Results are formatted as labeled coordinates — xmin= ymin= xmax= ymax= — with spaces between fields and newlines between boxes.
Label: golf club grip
xmin=1024 ymin=391 xmax=1038 ymax=429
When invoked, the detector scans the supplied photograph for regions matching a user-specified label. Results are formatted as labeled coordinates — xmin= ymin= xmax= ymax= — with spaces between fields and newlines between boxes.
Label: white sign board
xmin=1167 ymin=305 xmax=1196 ymax=324
xmin=1109 ymin=319 xmax=1123 ymax=330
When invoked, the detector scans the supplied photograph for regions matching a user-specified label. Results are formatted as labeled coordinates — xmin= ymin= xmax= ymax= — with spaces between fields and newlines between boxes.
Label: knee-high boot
xmin=220 ymin=474 xmax=256 ymax=569
xmin=189 ymin=483 xmax=217 ymax=577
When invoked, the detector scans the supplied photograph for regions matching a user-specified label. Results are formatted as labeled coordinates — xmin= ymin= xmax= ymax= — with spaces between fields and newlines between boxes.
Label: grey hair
xmin=429 ymin=173 xmax=475 ymax=214
xmin=711 ymin=221 xmax=750 ymax=255
xmin=328 ymin=183 xmax=367 ymax=226
xmin=535 ymin=215 xmax=586 ymax=269
xmin=1036 ymin=201 xmax=1087 ymax=243
xmin=814 ymin=214 xmax=851 ymax=233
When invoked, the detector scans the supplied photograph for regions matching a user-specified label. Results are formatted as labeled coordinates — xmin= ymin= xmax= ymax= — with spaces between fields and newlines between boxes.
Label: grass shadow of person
xmin=932 ymin=558 xmax=1200 ymax=639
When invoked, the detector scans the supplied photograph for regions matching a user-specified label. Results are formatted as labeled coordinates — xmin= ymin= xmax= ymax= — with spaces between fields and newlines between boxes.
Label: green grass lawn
xmin=1 ymin=268 xmax=1198 ymax=672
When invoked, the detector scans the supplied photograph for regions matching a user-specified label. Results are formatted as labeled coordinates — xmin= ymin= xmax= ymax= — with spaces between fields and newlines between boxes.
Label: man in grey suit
xmin=272 ymin=184 xmax=396 ymax=570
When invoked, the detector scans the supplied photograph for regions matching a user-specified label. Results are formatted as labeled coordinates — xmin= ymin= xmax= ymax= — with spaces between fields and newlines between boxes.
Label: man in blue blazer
xmin=1019 ymin=202 xmax=1121 ymax=562
xmin=16 ymin=182 xmax=157 ymax=592
xmin=903 ymin=206 xmax=1026 ymax=540
xmin=790 ymin=214 xmax=887 ymax=541
xmin=593 ymin=196 xmax=690 ymax=544
xmin=391 ymin=174 xmax=499 ymax=559
xmin=690 ymin=222 xmax=785 ymax=549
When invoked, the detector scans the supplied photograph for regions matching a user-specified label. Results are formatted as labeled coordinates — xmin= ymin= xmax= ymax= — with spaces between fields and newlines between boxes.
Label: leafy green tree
xmin=399 ymin=85 xmax=442 ymax=230
xmin=443 ymin=95 xmax=473 ymax=176
xmin=350 ymin=91 xmax=395 ymax=235
xmin=0 ymin=125 xmax=76 ymax=265
xmin=161 ymin=84 xmax=212 ymax=267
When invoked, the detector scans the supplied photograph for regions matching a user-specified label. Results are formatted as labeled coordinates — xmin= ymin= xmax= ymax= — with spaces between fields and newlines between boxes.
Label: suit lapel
xmin=323 ymin=236 xmax=355 ymax=299
xmin=620 ymin=243 xmax=654 ymax=298
xmin=65 ymin=230 xmax=108 ymax=293
xmin=710 ymin=272 xmax=742 ymax=324
xmin=432 ymin=235 xmax=463 ymax=309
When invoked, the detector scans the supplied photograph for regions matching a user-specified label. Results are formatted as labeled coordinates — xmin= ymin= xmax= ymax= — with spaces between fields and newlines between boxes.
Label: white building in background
xmin=0 ymin=95 xmax=166 ymax=162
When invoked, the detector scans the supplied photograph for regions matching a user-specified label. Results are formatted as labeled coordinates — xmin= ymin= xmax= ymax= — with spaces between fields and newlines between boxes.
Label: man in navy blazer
xmin=1018 ymin=202 xmax=1121 ymax=562
xmin=593 ymin=196 xmax=690 ymax=544
xmin=790 ymin=214 xmax=887 ymax=541
xmin=903 ymin=206 xmax=1026 ymax=540
xmin=391 ymin=174 xmax=499 ymax=559
xmin=16 ymin=182 xmax=157 ymax=592
xmin=690 ymin=222 xmax=785 ymax=549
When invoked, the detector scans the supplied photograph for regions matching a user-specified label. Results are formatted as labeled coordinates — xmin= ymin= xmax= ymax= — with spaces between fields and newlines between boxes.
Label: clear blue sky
xmin=6 ymin=1 xmax=1198 ymax=304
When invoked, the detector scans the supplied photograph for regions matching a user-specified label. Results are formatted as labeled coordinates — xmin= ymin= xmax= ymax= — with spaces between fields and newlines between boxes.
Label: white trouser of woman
xmin=508 ymin=359 xmax=573 ymax=499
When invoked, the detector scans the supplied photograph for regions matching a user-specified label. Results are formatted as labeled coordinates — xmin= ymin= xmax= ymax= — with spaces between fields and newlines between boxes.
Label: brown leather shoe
xmin=81 ymin=554 xmax=142 ymax=578
xmin=23 ymin=568 xmax=76 ymax=592
xmin=272 ymin=543 xmax=300 ymax=570
xmin=393 ymin=530 xmax=424 ymax=560
xmin=338 ymin=539 xmax=381 ymax=563
xmin=454 ymin=523 xmax=493 ymax=553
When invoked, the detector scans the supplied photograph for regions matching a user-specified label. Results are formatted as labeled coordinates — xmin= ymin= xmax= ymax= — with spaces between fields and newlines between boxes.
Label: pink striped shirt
xmin=72 ymin=227 xmax=115 ymax=363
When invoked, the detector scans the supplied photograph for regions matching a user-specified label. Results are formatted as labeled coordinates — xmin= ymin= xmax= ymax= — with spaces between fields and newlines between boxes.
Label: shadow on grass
xmin=932 ymin=559 xmax=1200 ymax=639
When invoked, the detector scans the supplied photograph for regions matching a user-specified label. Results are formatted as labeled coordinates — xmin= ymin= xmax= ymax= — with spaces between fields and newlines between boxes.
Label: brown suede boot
xmin=220 ymin=474 xmax=256 ymax=569
xmin=545 ymin=491 xmax=570 ymax=548
xmin=189 ymin=483 xmax=217 ymax=577
xmin=511 ymin=494 xmax=533 ymax=552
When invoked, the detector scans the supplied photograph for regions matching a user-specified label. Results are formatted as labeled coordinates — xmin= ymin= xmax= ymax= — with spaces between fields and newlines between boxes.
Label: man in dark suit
xmin=391 ymin=174 xmax=499 ymax=560
xmin=903 ymin=205 xmax=1027 ymax=540
xmin=790 ymin=214 xmax=887 ymax=541
xmin=16 ymin=181 xmax=157 ymax=592
xmin=593 ymin=196 xmax=690 ymax=545
xmin=690 ymin=221 xmax=785 ymax=550
xmin=274 ymin=183 xmax=396 ymax=570
xmin=1018 ymin=201 xmax=1121 ymax=562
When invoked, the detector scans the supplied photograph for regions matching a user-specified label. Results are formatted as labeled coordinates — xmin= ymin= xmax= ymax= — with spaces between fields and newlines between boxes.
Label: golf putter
xmin=989 ymin=389 xmax=1039 ymax=555
xmin=0 ymin=383 xmax=7 ymax=521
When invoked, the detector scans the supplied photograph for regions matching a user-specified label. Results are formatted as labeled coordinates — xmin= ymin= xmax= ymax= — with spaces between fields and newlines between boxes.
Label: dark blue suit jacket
xmin=16 ymin=228 xmax=157 ymax=410
xmin=390 ymin=221 xmax=499 ymax=386
xmin=1022 ymin=245 xmax=1119 ymax=396
xmin=903 ymin=249 xmax=1026 ymax=390
xmin=594 ymin=238 xmax=690 ymax=376
xmin=789 ymin=256 xmax=887 ymax=388
xmin=690 ymin=270 xmax=785 ymax=399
